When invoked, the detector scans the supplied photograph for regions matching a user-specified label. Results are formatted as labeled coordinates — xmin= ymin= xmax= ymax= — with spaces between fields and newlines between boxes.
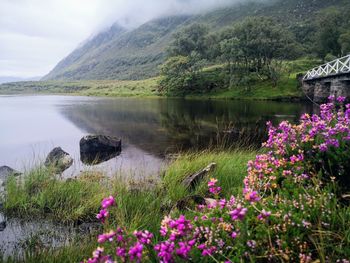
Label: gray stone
xmin=0 ymin=166 xmax=21 ymax=180
xmin=0 ymin=220 xmax=6 ymax=231
xmin=182 ymin=163 xmax=216 ymax=190
xmin=80 ymin=135 xmax=121 ymax=165
xmin=44 ymin=147 xmax=73 ymax=173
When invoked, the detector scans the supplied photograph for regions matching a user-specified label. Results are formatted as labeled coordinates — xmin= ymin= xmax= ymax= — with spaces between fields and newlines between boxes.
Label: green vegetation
xmin=4 ymin=167 xmax=107 ymax=223
xmin=158 ymin=7 xmax=349 ymax=96
xmin=3 ymin=150 xmax=253 ymax=226
xmin=1 ymin=149 xmax=255 ymax=261
xmin=0 ymin=78 xmax=159 ymax=97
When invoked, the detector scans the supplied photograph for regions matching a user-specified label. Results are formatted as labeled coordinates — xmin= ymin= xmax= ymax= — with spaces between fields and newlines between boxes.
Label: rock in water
xmin=44 ymin=147 xmax=73 ymax=173
xmin=80 ymin=135 xmax=121 ymax=165
xmin=0 ymin=220 xmax=6 ymax=231
xmin=0 ymin=166 xmax=21 ymax=180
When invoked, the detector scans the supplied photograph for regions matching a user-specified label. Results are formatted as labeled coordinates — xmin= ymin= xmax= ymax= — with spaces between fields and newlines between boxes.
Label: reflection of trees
xmin=60 ymin=98 xmax=313 ymax=156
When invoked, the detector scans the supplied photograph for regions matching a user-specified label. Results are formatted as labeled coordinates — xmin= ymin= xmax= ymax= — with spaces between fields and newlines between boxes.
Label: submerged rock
xmin=0 ymin=166 xmax=21 ymax=180
xmin=44 ymin=147 xmax=73 ymax=173
xmin=80 ymin=135 xmax=121 ymax=165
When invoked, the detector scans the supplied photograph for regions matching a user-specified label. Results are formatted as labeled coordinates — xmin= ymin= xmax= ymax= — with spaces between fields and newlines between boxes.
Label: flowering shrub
xmin=84 ymin=97 xmax=350 ymax=263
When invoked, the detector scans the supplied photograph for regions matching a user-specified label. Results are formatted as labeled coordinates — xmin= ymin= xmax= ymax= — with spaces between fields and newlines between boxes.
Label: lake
xmin=0 ymin=95 xmax=313 ymax=177
xmin=0 ymin=95 xmax=315 ymax=256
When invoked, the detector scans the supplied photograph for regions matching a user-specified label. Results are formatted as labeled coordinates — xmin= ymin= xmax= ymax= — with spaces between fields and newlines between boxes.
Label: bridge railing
xmin=303 ymin=54 xmax=350 ymax=81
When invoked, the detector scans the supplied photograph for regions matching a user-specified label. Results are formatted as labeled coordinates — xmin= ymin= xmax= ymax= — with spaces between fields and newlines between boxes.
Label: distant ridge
xmin=43 ymin=0 xmax=345 ymax=81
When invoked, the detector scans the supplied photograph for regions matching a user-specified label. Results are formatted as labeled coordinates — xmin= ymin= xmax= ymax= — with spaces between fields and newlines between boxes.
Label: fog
xmin=0 ymin=0 xmax=264 ymax=78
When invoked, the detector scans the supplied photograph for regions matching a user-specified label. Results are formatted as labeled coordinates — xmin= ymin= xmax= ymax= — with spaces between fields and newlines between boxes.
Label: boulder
xmin=0 ymin=166 xmax=21 ymax=180
xmin=80 ymin=135 xmax=121 ymax=165
xmin=44 ymin=147 xmax=73 ymax=173
xmin=0 ymin=220 xmax=6 ymax=232
xmin=182 ymin=163 xmax=216 ymax=190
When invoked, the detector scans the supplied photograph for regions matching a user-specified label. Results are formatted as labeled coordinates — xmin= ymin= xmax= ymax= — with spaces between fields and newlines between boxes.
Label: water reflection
xmin=0 ymin=96 xmax=313 ymax=177
xmin=61 ymin=98 xmax=313 ymax=155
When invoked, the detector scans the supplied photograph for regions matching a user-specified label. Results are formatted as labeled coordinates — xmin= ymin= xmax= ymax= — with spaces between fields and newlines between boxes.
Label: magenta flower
xmin=116 ymin=247 xmax=126 ymax=258
xmin=154 ymin=241 xmax=175 ymax=263
xmin=129 ymin=242 xmax=143 ymax=262
xmin=98 ymin=230 xmax=116 ymax=243
xmin=337 ymin=96 xmax=346 ymax=103
xmin=245 ymin=191 xmax=260 ymax=203
xmin=229 ymin=204 xmax=248 ymax=221
xmin=96 ymin=209 xmax=109 ymax=223
xmin=101 ymin=195 xmax=115 ymax=209
xmin=134 ymin=230 xmax=153 ymax=245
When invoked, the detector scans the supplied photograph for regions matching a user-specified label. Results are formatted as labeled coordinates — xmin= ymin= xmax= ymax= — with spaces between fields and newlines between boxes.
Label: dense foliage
xmin=160 ymin=2 xmax=350 ymax=95
xmin=83 ymin=97 xmax=350 ymax=262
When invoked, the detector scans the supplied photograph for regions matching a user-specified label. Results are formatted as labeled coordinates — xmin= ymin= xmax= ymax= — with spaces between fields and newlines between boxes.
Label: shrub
xmin=83 ymin=97 xmax=350 ymax=262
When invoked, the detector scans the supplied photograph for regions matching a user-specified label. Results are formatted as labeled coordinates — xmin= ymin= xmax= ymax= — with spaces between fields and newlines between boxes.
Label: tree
xmin=315 ymin=8 xmax=342 ymax=59
xmin=159 ymin=52 xmax=205 ymax=95
xmin=168 ymin=24 xmax=209 ymax=58
xmin=339 ymin=32 xmax=350 ymax=56
xmin=217 ymin=17 xmax=299 ymax=86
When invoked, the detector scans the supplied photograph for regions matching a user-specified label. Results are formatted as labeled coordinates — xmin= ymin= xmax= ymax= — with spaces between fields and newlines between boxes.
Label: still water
xmin=0 ymin=95 xmax=313 ymax=177
xmin=0 ymin=95 xmax=313 ymax=256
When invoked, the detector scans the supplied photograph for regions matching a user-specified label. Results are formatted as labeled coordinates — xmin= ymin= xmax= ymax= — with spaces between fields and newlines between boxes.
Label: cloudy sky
xmin=0 ymin=0 xmax=236 ymax=78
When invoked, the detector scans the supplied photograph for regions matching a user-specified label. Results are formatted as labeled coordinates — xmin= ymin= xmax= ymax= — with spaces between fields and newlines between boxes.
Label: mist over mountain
xmin=43 ymin=0 xmax=344 ymax=81
xmin=0 ymin=76 xmax=41 ymax=84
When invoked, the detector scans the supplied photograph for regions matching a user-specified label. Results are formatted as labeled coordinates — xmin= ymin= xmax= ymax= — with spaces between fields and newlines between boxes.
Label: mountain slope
xmin=44 ymin=0 xmax=346 ymax=81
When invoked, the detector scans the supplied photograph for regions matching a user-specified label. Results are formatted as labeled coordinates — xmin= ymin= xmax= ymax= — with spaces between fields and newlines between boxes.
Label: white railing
xmin=303 ymin=54 xmax=350 ymax=80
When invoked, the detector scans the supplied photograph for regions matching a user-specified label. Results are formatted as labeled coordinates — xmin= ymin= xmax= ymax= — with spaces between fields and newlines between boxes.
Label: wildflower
xmin=245 ymin=191 xmax=260 ymax=203
xmin=96 ymin=209 xmax=109 ymax=223
xmin=231 ymin=231 xmax=238 ymax=239
xmin=116 ymin=247 xmax=126 ymax=258
xmin=337 ymin=96 xmax=346 ymax=103
xmin=247 ymin=240 xmax=256 ymax=249
xmin=176 ymin=241 xmax=194 ymax=259
xmin=134 ymin=230 xmax=153 ymax=245
xmin=229 ymin=204 xmax=248 ymax=221
xmin=154 ymin=241 xmax=175 ymax=263
xmin=101 ymin=196 xmax=115 ymax=209
xmin=257 ymin=209 xmax=271 ymax=221
xmin=208 ymin=178 xmax=222 ymax=195
xmin=98 ymin=230 xmax=116 ymax=243
xmin=129 ymin=242 xmax=143 ymax=262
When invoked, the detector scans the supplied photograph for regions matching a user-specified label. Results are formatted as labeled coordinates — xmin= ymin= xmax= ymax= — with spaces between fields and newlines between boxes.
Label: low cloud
xmin=0 ymin=0 xmax=259 ymax=78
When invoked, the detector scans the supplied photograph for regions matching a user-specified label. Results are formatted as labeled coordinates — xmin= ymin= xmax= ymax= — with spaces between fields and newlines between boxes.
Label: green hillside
xmin=43 ymin=0 xmax=347 ymax=81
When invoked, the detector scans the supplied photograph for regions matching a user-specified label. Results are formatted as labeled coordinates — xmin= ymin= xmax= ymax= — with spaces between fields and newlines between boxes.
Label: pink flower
xmin=229 ymin=204 xmax=248 ymax=221
xmin=129 ymin=242 xmax=143 ymax=262
xmin=96 ymin=209 xmax=109 ymax=223
xmin=101 ymin=196 xmax=115 ymax=209
xmin=134 ymin=230 xmax=153 ymax=245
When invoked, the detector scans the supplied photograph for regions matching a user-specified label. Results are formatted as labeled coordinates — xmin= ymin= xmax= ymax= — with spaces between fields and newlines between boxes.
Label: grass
xmin=162 ymin=149 xmax=256 ymax=204
xmin=1 ymin=149 xmax=255 ymax=261
xmin=0 ymin=78 xmax=160 ymax=97
xmin=187 ymin=57 xmax=322 ymax=100
xmin=4 ymin=167 xmax=107 ymax=223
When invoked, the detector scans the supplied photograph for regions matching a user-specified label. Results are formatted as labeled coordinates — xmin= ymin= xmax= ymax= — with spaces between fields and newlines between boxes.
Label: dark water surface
xmin=0 ymin=95 xmax=313 ymax=177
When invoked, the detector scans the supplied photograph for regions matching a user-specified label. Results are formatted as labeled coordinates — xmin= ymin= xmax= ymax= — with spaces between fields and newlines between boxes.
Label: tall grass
xmin=4 ymin=167 xmax=107 ymax=223
xmin=163 ymin=149 xmax=256 ymax=205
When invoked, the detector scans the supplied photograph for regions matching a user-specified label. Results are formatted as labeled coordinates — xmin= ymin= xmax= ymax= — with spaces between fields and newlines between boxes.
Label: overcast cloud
xmin=0 ymin=0 xmax=238 ymax=78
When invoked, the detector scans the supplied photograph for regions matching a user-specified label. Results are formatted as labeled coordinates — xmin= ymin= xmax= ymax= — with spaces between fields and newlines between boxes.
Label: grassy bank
xmin=0 ymin=58 xmax=320 ymax=100
xmin=1 ymin=149 xmax=254 ymax=261
xmin=3 ymin=150 xmax=254 ymax=226
xmin=0 ymin=78 xmax=160 ymax=97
